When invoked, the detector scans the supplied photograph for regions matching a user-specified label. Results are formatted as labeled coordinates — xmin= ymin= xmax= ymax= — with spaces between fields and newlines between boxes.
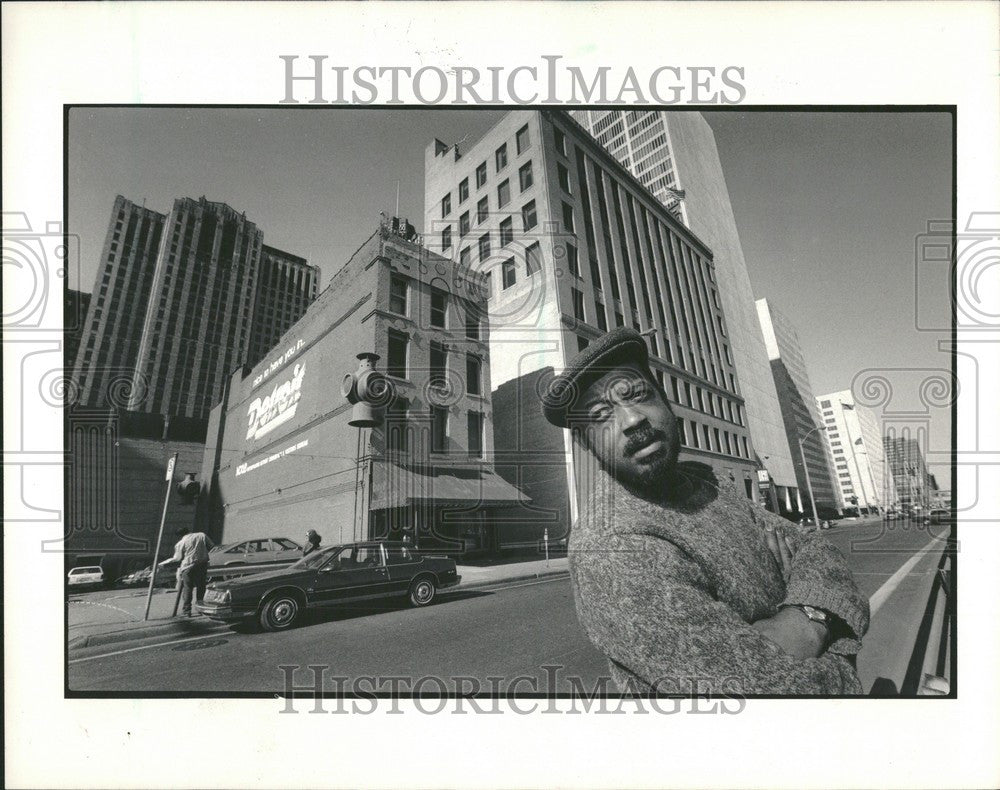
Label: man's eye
xmin=623 ymin=383 xmax=650 ymax=402
xmin=588 ymin=404 xmax=612 ymax=422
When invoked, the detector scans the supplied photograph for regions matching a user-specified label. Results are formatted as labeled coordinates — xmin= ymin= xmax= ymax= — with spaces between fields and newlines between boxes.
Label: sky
xmin=68 ymin=107 xmax=953 ymax=479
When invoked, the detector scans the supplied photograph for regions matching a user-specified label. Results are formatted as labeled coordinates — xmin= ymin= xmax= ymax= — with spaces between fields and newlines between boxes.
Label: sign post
xmin=144 ymin=453 xmax=178 ymax=621
xmin=543 ymin=527 xmax=550 ymax=568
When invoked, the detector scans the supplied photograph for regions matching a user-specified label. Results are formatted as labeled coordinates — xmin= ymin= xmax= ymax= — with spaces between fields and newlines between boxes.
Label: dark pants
xmin=179 ymin=561 xmax=209 ymax=615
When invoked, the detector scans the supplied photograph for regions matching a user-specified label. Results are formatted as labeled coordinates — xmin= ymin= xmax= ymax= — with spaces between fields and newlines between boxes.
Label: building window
xmin=466 ymin=354 xmax=482 ymax=395
xmin=516 ymin=124 xmax=530 ymax=154
xmin=386 ymin=330 xmax=408 ymax=379
xmin=431 ymin=406 xmax=449 ymax=453
xmin=820 ymin=399 xmax=831 ymax=408
xmin=430 ymin=288 xmax=447 ymax=328
xmin=441 ymin=193 xmax=452 ymax=218
xmin=519 ymin=161 xmax=533 ymax=191
xmin=495 ymin=143 xmax=508 ymax=172
xmin=499 ymin=216 xmax=513 ymax=247
xmin=704 ymin=425 xmax=712 ymax=451
xmin=566 ymin=242 xmax=579 ymax=277
xmin=577 ymin=335 xmax=590 ymax=353
xmin=741 ymin=436 xmax=750 ymax=458
xmin=429 ymin=341 xmax=447 ymax=386
xmin=386 ymin=401 xmax=408 ymax=454
xmin=596 ymin=299 xmax=608 ymax=331
xmin=484 ymin=271 xmax=493 ymax=296
xmin=389 ymin=274 xmax=408 ymax=315
xmin=561 ymin=201 xmax=575 ymax=233
xmin=525 ymin=242 xmax=542 ymax=276
xmin=467 ymin=411 xmax=484 ymax=458
xmin=459 ymin=211 xmax=471 ymax=238
xmin=614 ymin=311 xmax=624 ymax=327
xmin=465 ymin=308 xmax=480 ymax=340
xmin=497 ymin=179 xmax=511 ymax=208
xmin=557 ymin=162 xmax=571 ymax=193
xmin=690 ymin=420 xmax=700 ymax=449
xmin=459 ymin=247 xmax=471 ymax=268
xmin=459 ymin=178 xmax=469 ymax=203
xmin=572 ymin=288 xmax=585 ymax=321
xmin=441 ymin=226 xmax=452 ymax=251
xmin=554 ymin=127 xmax=567 ymax=156
xmin=476 ymin=161 xmax=488 ymax=188
xmin=502 ymin=258 xmax=516 ymax=290
xmin=521 ymin=200 xmax=537 ymax=231
xmin=478 ymin=233 xmax=491 ymax=262
xmin=477 ymin=196 xmax=489 ymax=225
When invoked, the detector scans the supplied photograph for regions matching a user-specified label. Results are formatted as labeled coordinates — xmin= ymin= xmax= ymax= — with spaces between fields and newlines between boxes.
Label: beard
xmin=590 ymin=423 xmax=679 ymax=499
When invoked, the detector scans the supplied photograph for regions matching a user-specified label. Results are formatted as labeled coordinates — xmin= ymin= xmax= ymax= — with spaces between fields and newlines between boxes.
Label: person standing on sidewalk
xmin=159 ymin=527 xmax=214 ymax=617
xmin=302 ymin=529 xmax=322 ymax=557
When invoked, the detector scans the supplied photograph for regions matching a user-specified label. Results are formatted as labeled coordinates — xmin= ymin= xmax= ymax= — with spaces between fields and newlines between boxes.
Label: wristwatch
xmin=782 ymin=604 xmax=830 ymax=626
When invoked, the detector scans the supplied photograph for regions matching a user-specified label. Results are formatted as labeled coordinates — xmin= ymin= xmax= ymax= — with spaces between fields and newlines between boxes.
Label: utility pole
xmin=798 ymin=425 xmax=827 ymax=528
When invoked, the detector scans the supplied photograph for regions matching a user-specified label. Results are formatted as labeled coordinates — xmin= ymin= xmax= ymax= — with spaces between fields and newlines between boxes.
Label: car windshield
xmin=290 ymin=547 xmax=342 ymax=570
xmin=71 ymin=567 xmax=102 ymax=574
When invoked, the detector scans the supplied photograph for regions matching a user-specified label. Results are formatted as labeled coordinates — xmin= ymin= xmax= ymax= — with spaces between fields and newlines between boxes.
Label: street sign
xmin=165 ymin=455 xmax=176 ymax=481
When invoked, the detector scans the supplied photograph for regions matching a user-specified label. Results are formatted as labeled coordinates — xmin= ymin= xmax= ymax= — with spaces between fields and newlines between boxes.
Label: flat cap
xmin=541 ymin=327 xmax=650 ymax=428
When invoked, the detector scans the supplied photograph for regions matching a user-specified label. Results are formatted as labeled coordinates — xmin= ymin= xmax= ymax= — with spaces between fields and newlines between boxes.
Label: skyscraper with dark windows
xmin=71 ymin=195 xmax=166 ymax=409
xmin=72 ymin=195 xmax=316 ymax=422
xmin=571 ymin=110 xmax=799 ymax=515
xmin=246 ymin=245 xmax=320 ymax=368
xmin=425 ymin=110 xmax=760 ymax=548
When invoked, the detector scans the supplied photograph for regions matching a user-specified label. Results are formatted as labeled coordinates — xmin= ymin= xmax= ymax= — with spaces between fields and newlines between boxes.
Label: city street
xmin=68 ymin=516 xmax=951 ymax=695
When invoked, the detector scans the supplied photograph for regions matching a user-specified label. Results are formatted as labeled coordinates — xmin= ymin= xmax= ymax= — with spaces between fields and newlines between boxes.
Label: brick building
xmin=199 ymin=219 xmax=529 ymax=555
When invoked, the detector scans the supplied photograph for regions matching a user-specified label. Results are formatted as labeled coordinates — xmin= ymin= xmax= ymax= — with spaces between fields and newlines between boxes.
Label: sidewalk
xmin=67 ymin=556 xmax=569 ymax=654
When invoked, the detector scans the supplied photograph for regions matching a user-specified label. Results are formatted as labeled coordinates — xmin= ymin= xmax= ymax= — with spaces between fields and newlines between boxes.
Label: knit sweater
xmin=569 ymin=461 xmax=870 ymax=695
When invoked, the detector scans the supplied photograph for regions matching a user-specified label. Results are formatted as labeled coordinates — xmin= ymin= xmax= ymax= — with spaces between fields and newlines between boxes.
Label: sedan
xmin=198 ymin=541 xmax=461 ymax=631
xmin=209 ymin=537 xmax=303 ymax=567
xmin=67 ymin=566 xmax=104 ymax=589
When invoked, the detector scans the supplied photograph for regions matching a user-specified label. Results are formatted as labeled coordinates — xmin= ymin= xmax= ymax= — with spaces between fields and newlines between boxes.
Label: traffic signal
xmin=177 ymin=472 xmax=201 ymax=505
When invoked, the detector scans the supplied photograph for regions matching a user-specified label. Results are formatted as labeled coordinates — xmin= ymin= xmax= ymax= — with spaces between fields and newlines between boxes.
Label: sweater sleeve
xmin=758 ymin=510 xmax=870 ymax=654
xmin=571 ymin=534 xmax=864 ymax=695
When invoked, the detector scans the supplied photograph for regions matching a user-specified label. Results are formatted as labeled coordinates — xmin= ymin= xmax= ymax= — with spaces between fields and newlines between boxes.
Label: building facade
xmin=71 ymin=195 xmax=166 ymax=409
xmin=64 ymin=288 xmax=91 ymax=371
xmin=570 ymin=110 xmax=799 ymax=515
xmin=199 ymin=220 xmax=529 ymax=555
xmin=247 ymin=245 xmax=320 ymax=367
xmin=756 ymin=298 xmax=840 ymax=517
xmin=883 ymin=435 xmax=933 ymax=513
xmin=424 ymin=110 xmax=760 ymax=547
xmin=816 ymin=389 xmax=895 ymax=514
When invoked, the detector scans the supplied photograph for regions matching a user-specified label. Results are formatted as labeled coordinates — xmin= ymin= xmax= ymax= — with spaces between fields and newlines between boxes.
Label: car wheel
xmin=408 ymin=577 xmax=436 ymax=608
xmin=258 ymin=591 xmax=301 ymax=631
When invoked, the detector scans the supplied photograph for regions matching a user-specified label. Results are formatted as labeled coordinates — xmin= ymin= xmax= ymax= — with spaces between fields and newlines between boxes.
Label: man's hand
xmin=752 ymin=607 xmax=829 ymax=660
xmin=763 ymin=522 xmax=794 ymax=583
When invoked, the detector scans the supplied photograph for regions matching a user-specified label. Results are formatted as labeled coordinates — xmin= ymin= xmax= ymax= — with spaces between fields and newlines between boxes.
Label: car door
xmin=309 ymin=545 xmax=386 ymax=606
xmin=384 ymin=544 xmax=422 ymax=595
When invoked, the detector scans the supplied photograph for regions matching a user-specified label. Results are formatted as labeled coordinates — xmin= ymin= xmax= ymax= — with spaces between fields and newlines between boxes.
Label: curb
xmin=68 ymin=619 xmax=229 ymax=652
xmin=68 ymin=567 xmax=570 ymax=656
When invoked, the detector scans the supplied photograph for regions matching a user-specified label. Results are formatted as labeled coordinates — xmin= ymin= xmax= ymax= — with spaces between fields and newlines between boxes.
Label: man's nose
xmin=617 ymin=404 xmax=646 ymax=432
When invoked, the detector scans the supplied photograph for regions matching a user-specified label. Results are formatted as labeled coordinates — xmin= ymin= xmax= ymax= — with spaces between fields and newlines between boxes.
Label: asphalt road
xmin=68 ymin=515 xmax=950 ymax=695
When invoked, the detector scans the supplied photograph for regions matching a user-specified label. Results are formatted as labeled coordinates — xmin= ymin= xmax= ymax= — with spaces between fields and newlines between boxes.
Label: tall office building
xmin=129 ymin=197 xmax=264 ymax=419
xmin=816 ymin=389 xmax=895 ymax=514
xmin=425 ymin=110 xmax=759 ymax=547
xmin=71 ymin=195 xmax=166 ymax=408
xmin=246 ymin=245 xmax=320 ymax=367
xmin=571 ymin=110 xmax=798 ymax=514
xmin=64 ymin=288 xmax=91 ymax=372
xmin=883 ymin=435 xmax=932 ymax=512
xmin=756 ymin=298 xmax=840 ymax=516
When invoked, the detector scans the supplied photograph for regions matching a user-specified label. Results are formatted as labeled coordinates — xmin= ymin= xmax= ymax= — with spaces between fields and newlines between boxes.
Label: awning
xmin=370 ymin=461 xmax=531 ymax=510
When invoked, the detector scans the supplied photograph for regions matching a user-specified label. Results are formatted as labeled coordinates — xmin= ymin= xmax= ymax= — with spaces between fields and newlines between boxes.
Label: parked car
xmin=209 ymin=537 xmax=303 ymax=567
xmin=928 ymin=508 xmax=951 ymax=525
xmin=67 ymin=566 xmax=105 ymax=589
xmin=198 ymin=541 xmax=461 ymax=631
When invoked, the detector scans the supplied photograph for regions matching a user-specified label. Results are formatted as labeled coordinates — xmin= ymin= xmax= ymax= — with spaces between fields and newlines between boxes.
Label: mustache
xmin=623 ymin=425 xmax=666 ymax=456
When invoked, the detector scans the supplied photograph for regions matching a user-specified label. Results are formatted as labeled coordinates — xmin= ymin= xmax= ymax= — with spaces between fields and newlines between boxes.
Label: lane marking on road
xmin=465 ymin=575 xmax=567 ymax=593
xmin=69 ymin=630 xmax=230 ymax=665
xmin=868 ymin=537 xmax=944 ymax=617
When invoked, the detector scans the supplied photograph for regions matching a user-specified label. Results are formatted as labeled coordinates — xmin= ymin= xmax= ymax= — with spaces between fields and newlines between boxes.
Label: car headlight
xmin=205 ymin=588 xmax=231 ymax=604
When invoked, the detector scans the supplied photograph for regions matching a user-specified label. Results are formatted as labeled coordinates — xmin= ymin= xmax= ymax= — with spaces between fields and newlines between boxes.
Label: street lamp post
xmin=798 ymin=425 xmax=827 ymax=528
